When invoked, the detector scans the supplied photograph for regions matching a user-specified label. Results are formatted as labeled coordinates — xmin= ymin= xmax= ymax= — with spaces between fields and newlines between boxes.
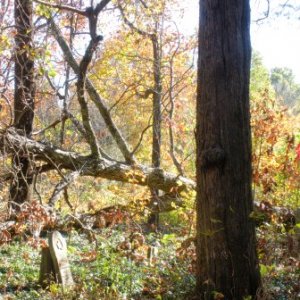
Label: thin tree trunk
xmin=60 ymin=2 xmax=75 ymax=146
xmin=196 ymin=0 xmax=261 ymax=298
xmin=10 ymin=0 xmax=35 ymax=210
xmin=148 ymin=35 xmax=162 ymax=227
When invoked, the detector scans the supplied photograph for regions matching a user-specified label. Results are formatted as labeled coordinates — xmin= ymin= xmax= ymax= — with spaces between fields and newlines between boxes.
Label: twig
xmin=49 ymin=171 xmax=79 ymax=206
xmin=254 ymin=0 xmax=270 ymax=23
xmin=33 ymin=0 xmax=87 ymax=16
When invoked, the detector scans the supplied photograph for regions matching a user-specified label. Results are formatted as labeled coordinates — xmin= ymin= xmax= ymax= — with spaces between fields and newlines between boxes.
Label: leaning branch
xmin=77 ymin=38 xmax=102 ymax=158
xmin=49 ymin=18 xmax=135 ymax=164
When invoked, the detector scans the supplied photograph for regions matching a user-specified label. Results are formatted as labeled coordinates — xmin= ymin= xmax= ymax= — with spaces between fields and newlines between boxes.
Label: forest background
xmin=0 ymin=0 xmax=299 ymax=299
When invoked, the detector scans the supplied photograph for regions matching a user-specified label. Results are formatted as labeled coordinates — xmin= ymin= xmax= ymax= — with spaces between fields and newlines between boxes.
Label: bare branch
xmin=131 ymin=118 xmax=152 ymax=155
xmin=94 ymin=0 xmax=111 ymax=15
xmin=132 ymin=125 xmax=152 ymax=154
xmin=138 ymin=0 xmax=148 ymax=9
xmin=64 ymin=110 xmax=86 ymax=136
xmin=49 ymin=171 xmax=80 ymax=206
xmin=44 ymin=74 xmax=87 ymax=137
xmin=33 ymin=0 xmax=87 ymax=16
xmin=63 ymin=188 xmax=73 ymax=210
xmin=117 ymin=1 xmax=153 ymax=38
xmin=32 ymin=118 xmax=66 ymax=136
xmin=253 ymin=0 xmax=270 ymax=23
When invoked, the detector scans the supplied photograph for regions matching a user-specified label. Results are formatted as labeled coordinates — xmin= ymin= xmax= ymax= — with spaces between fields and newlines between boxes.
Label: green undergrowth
xmin=0 ymin=216 xmax=299 ymax=299
xmin=0 ymin=226 xmax=195 ymax=300
xmin=257 ymin=223 xmax=300 ymax=300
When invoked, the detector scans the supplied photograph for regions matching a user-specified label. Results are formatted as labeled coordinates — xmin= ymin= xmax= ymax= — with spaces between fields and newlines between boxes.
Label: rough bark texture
xmin=10 ymin=0 xmax=35 ymax=208
xmin=196 ymin=0 xmax=261 ymax=299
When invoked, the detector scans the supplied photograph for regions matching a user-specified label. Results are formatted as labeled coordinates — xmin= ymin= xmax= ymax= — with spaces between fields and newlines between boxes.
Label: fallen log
xmin=2 ymin=127 xmax=195 ymax=195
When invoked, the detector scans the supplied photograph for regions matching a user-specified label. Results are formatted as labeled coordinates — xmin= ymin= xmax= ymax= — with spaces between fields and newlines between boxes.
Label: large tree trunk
xmin=10 ymin=0 xmax=35 ymax=209
xmin=196 ymin=0 xmax=261 ymax=299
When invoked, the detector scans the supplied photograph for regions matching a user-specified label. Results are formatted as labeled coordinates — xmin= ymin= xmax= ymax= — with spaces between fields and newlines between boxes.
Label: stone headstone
xmin=49 ymin=231 xmax=74 ymax=288
xmin=147 ymin=246 xmax=158 ymax=266
xmin=39 ymin=246 xmax=55 ymax=287
xmin=39 ymin=231 xmax=74 ymax=289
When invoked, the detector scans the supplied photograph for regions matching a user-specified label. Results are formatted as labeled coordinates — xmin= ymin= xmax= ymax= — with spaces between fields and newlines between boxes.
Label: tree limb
xmin=33 ymin=0 xmax=87 ymax=16
xmin=77 ymin=38 xmax=102 ymax=158
xmin=49 ymin=18 xmax=135 ymax=164
xmin=49 ymin=171 xmax=80 ymax=206
xmin=117 ymin=0 xmax=154 ymax=38
xmin=94 ymin=0 xmax=111 ymax=15
xmin=3 ymin=128 xmax=195 ymax=194
xmin=32 ymin=118 xmax=66 ymax=136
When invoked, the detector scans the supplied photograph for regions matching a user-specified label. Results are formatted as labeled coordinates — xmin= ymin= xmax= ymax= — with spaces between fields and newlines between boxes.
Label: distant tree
xmin=250 ymin=52 xmax=272 ymax=97
xmin=117 ymin=0 xmax=196 ymax=226
xmin=118 ymin=0 xmax=163 ymax=226
xmin=196 ymin=0 xmax=261 ymax=298
xmin=271 ymin=67 xmax=300 ymax=112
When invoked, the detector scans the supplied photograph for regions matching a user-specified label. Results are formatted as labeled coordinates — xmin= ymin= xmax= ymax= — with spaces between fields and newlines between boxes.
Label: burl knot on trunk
xmin=199 ymin=145 xmax=226 ymax=169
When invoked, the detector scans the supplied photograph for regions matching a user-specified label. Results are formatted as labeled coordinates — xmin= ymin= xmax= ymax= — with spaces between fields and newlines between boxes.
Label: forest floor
xmin=0 ymin=211 xmax=299 ymax=300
